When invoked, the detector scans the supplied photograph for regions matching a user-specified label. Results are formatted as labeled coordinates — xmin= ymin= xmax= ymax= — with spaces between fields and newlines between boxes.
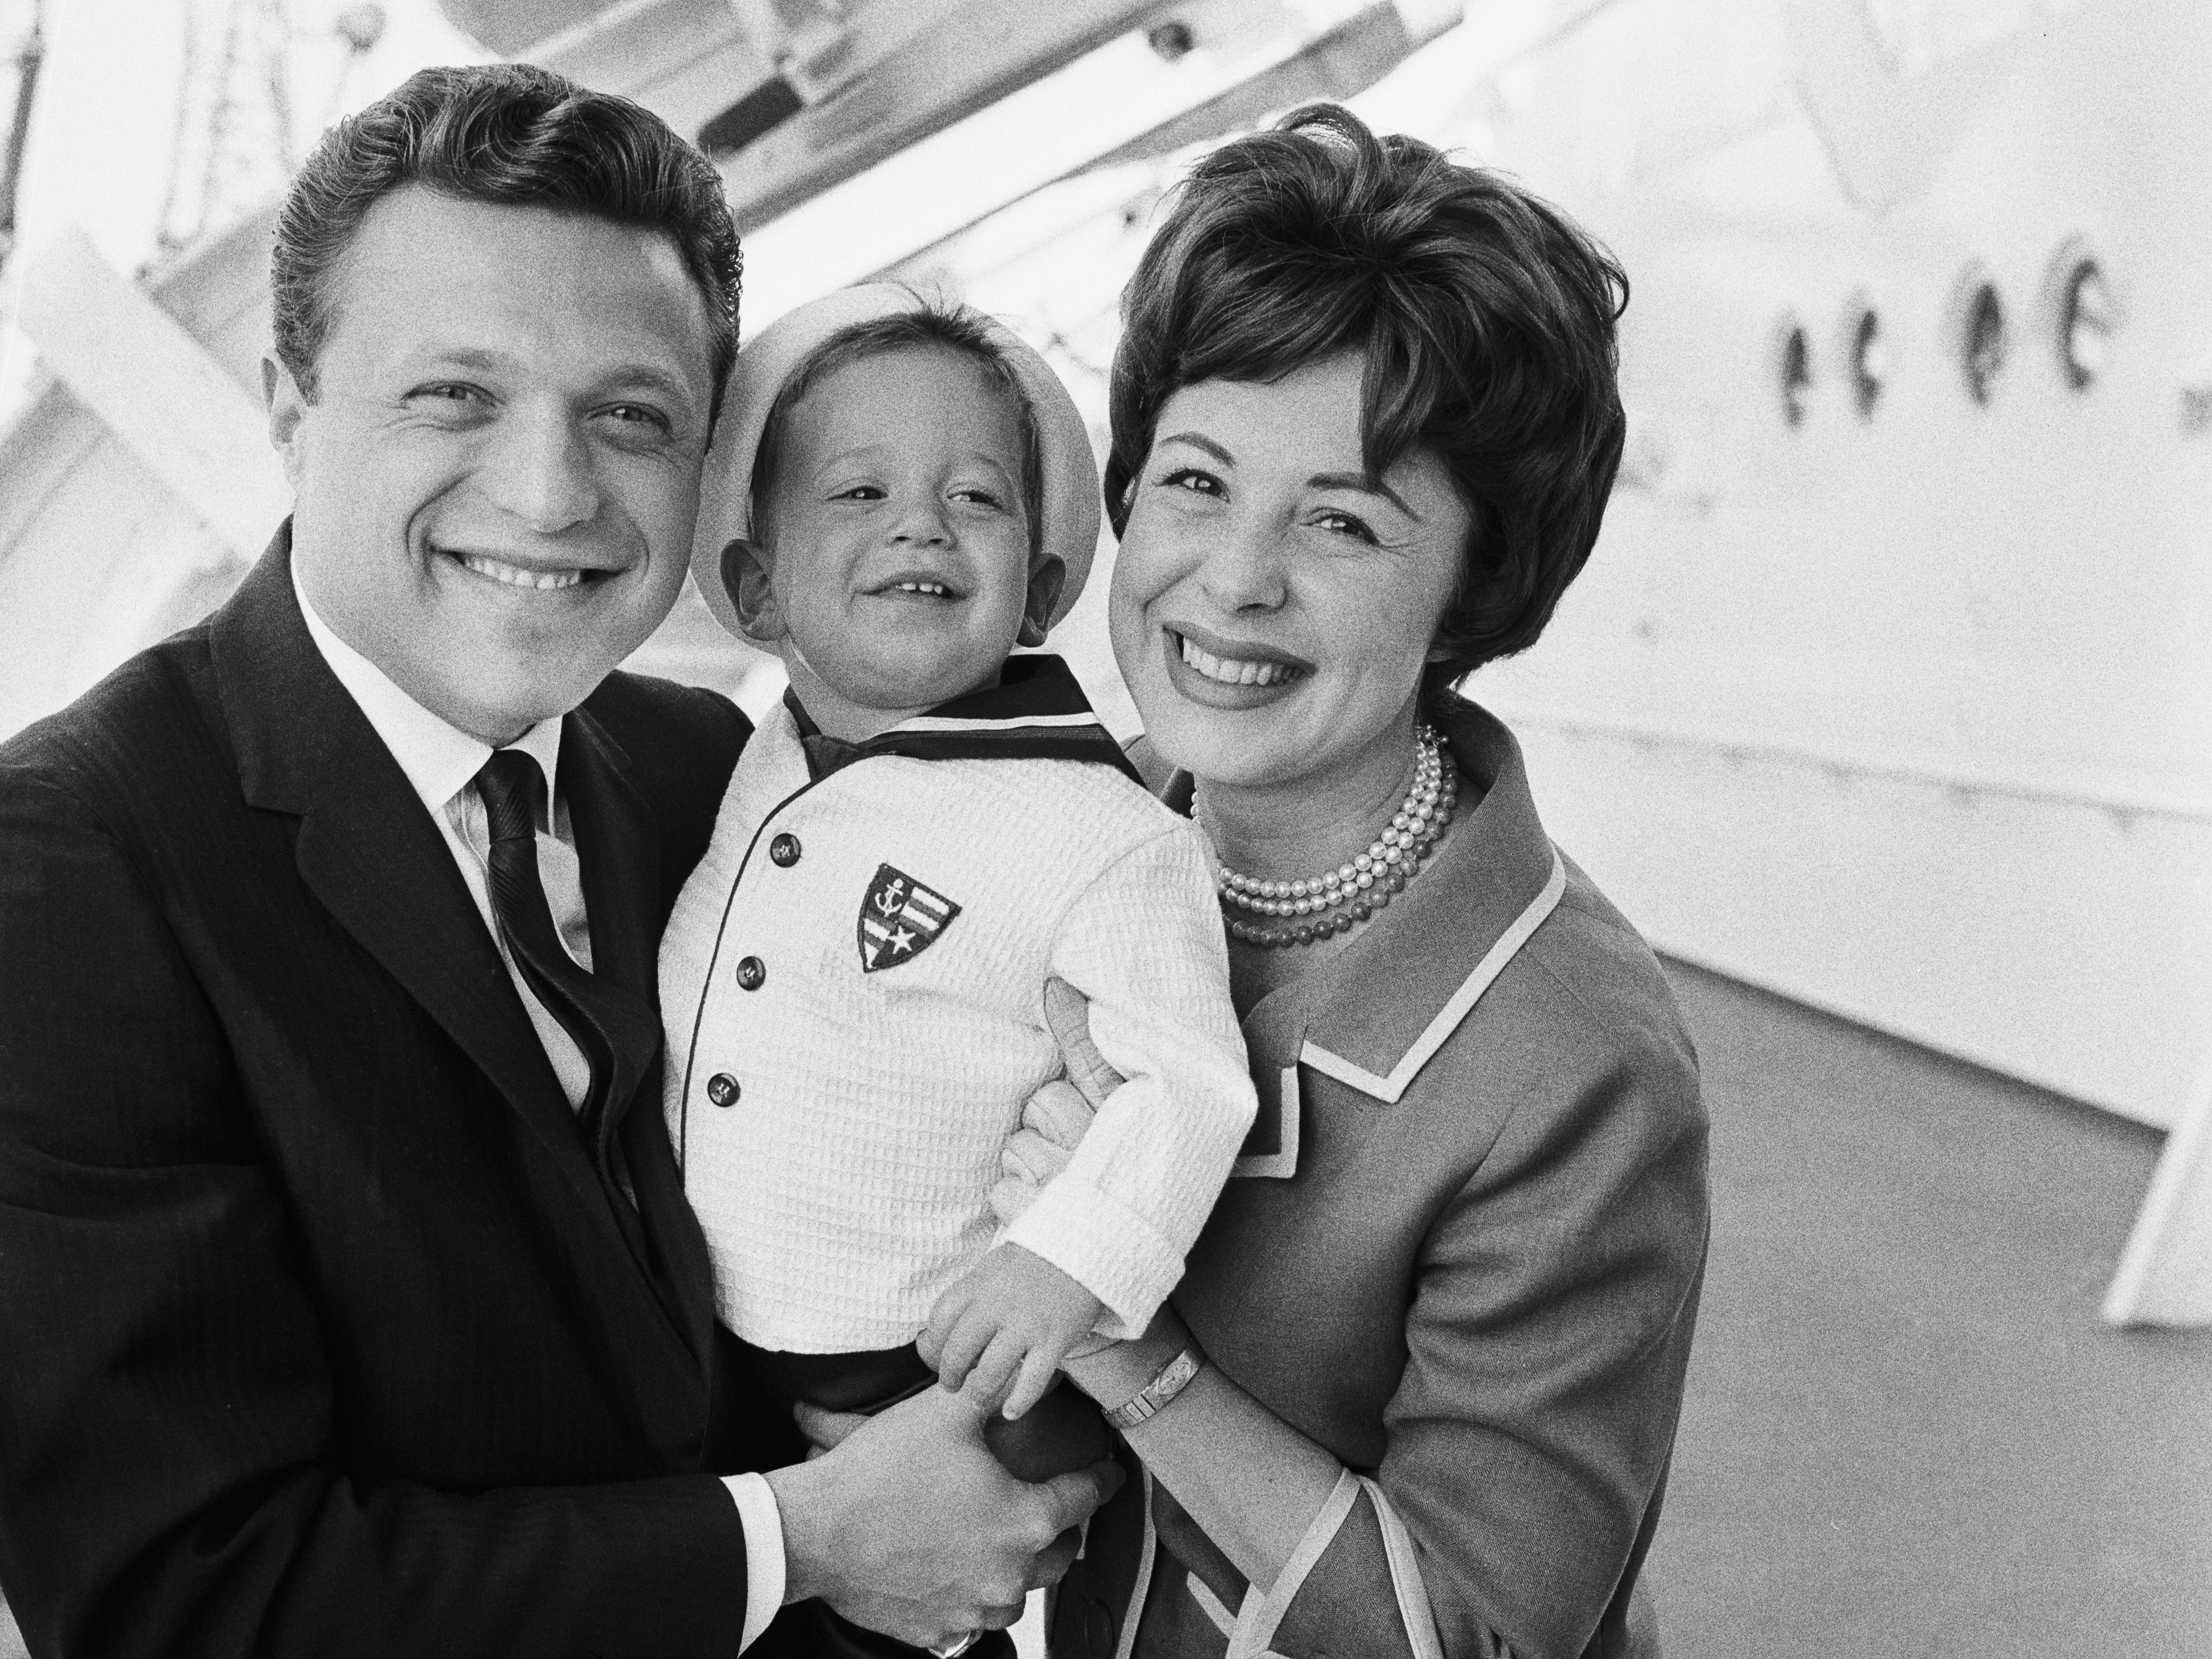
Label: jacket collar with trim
xmin=1167 ymin=696 xmax=1565 ymax=1107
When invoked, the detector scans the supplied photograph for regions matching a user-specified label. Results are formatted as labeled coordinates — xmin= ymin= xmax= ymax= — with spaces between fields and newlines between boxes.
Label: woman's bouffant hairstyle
xmin=748 ymin=303 xmax=1047 ymax=563
xmin=1106 ymin=103 xmax=1628 ymax=687
xmin=272 ymin=63 xmax=742 ymax=412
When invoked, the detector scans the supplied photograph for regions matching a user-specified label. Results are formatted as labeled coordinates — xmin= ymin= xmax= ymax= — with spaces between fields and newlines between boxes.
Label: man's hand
xmin=920 ymin=1244 xmax=1105 ymax=1419
xmin=766 ymin=1383 xmax=1122 ymax=1648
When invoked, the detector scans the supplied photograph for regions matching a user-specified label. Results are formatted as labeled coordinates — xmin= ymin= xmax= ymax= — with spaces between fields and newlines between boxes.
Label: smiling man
xmin=271 ymin=184 xmax=716 ymax=741
xmin=0 ymin=65 xmax=1112 ymax=1659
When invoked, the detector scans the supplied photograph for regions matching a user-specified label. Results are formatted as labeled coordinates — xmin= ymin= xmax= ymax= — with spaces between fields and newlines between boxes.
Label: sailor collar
xmin=1168 ymin=696 xmax=1566 ymax=1114
xmin=782 ymin=654 xmax=1142 ymax=786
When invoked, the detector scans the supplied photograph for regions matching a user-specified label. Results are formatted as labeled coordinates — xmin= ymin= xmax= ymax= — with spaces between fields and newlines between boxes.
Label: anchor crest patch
xmin=857 ymin=864 xmax=962 ymax=972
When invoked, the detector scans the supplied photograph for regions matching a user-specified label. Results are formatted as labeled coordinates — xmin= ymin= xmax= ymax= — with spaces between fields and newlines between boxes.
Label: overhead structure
xmin=156 ymin=0 xmax=301 ymax=258
xmin=18 ymin=227 xmax=288 ymax=558
xmin=0 ymin=0 xmax=43 ymax=272
xmin=434 ymin=1 xmax=1467 ymax=320
xmin=0 ymin=212 xmax=276 ymax=740
xmin=437 ymin=0 xmax=1159 ymax=223
xmin=734 ymin=0 xmax=1467 ymax=328
xmin=154 ymin=0 xmax=388 ymax=262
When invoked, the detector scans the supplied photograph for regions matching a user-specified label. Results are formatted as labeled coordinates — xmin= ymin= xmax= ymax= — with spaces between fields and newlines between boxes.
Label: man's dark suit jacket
xmin=0 ymin=537 xmax=803 ymax=1657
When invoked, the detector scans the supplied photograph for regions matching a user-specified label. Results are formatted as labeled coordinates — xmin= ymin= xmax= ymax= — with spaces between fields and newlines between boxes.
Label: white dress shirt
xmin=292 ymin=567 xmax=785 ymax=1653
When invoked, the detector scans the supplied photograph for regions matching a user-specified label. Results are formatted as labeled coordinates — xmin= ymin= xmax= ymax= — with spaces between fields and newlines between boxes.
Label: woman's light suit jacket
xmin=1052 ymin=695 xmax=1711 ymax=1659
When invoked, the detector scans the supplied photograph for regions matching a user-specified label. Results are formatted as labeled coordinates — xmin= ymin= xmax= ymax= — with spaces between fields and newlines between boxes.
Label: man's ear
xmin=262 ymin=354 xmax=308 ymax=492
xmin=721 ymin=537 xmax=787 ymax=644
xmin=1017 ymin=555 xmax=1066 ymax=649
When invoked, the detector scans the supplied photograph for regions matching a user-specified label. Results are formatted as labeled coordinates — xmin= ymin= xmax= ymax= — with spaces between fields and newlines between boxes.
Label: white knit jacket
xmin=660 ymin=707 xmax=1257 ymax=1354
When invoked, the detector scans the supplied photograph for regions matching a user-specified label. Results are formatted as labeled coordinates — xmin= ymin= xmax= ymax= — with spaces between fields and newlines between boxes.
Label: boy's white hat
xmin=690 ymin=283 xmax=1102 ymax=640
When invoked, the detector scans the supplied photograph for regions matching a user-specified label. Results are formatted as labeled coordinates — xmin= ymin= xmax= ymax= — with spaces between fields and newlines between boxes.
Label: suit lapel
xmin=562 ymin=710 xmax=661 ymax=1088
xmin=209 ymin=534 xmax=614 ymax=1219
xmin=564 ymin=708 xmax=718 ymax=1361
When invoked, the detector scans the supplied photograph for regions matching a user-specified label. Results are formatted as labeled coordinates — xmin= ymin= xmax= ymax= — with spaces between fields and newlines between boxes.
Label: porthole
xmin=1778 ymin=321 xmax=1813 ymax=427
xmin=1846 ymin=306 xmax=1886 ymax=420
xmin=1958 ymin=281 xmax=2006 ymax=405
xmin=2056 ymin=257 xmax=2113 ymax=391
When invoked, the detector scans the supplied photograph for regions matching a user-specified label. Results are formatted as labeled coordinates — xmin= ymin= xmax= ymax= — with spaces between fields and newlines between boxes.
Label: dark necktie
xmin=475 ymin=750 xmax=660 ymax=1169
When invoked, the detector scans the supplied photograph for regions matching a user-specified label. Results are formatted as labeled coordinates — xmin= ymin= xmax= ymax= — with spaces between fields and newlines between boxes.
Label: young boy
xmin=659 ymin=287 xmax=1256 ymax=1558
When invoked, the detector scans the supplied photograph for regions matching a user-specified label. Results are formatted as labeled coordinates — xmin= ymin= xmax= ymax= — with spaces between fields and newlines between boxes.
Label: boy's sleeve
xmin=1001 ymin=821 xmax=1257 ymax=1338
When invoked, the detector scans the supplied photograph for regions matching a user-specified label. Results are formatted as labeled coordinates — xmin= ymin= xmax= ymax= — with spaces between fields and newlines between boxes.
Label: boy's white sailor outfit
xmin=660 ymin=656 xmax=1257 ymax=1356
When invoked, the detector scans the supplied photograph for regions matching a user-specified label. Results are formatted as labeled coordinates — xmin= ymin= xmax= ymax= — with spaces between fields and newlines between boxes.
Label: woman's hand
xmin=988 ymin=978 xmax=1124 ymax=1225
xmin=1044 ymin=977 xmax=1128 ymax=1104
xmin=1059 ymin=1302 xmax=1195 ymax=1413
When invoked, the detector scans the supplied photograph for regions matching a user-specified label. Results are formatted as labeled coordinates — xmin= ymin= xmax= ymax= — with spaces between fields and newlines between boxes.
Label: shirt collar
xmin=290 ymin=560 xmax=565 ymax=823
xmin=785 ymin=655 xmax=1142 ymax=787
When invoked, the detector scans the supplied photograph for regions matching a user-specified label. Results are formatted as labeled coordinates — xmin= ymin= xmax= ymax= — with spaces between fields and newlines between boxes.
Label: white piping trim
xmin=1110 ymin=1470 xmax=1159 ymax=1659
xmin=1228 ymin=1467 xmax=1361 ymax=1657
xmin=1230 ymin=1065 xmax=1301 ymax=1179
xmin=1300 ymin=852 xmax=1568 ymax=1104
xmin=1188 ymin=1574 xmax=1238 ymax=1638
xmin=1356 ymin=1476 xmax=1446 ymax=1659
xmin=885 ymin=712 xmax=1105 ymax=734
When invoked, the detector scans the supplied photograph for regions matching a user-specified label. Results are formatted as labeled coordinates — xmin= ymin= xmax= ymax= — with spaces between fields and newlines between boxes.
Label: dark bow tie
xmin=798 ymin=729 xmax=869 ymax=781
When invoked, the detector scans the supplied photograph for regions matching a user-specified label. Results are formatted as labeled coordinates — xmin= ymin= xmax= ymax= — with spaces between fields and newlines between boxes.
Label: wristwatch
xmin=1104 ymin=1346 xmax=1204 ymax=1431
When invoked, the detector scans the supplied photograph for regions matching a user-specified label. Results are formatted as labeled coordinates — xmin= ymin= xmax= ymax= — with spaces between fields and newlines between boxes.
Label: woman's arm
xmin=1063 ymin=1306 xmax=1343 ymax=1591
xmin=1042 ymin=974 xmax=1710 ymax=1659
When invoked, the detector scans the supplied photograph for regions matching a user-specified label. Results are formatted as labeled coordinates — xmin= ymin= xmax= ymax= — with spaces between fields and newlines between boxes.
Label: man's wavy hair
xmin=272 ymin=63 xmax=742 ymax=413
xmin=1106 ymin=103 xmax=1628 ymax=689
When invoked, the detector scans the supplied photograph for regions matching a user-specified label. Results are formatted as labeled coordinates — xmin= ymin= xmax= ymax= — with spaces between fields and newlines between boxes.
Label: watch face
xmin=1110 ymin=1348 xmax=1204 ymax=1428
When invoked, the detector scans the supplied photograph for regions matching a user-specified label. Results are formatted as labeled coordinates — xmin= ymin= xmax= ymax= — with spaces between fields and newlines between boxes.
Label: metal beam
xmin=721 ymin=0 xmax=1161 ymax=231
xmin=17 ymin=227 xmax=288 ymax=560
xmin=2106 ymin=1069 xmax=2212 ymax=1327
xmin=736 ymin=0 xmax=1462 ymax=327
xmin=1077 ymin=0 xmax=1462 ymax=174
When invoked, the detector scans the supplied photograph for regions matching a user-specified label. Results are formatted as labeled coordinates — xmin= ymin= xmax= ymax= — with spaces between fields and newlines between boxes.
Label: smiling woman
xmin=1110 ymin=358 xmax=1468 ymax=809
xmin=1044 ymin=105 xmax=1711 ymax=1659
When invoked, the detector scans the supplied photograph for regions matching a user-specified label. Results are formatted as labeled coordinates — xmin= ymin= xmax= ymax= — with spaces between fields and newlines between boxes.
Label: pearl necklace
xmin=1207 ymin=724 xmax=1457 ymax=949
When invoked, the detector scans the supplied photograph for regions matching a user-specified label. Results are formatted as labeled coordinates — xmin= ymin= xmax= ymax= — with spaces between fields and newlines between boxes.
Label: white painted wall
xmin=1450 ymin=0 xmax=2212 ymax=1131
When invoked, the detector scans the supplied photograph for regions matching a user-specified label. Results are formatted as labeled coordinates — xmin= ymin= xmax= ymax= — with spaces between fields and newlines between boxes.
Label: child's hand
xmin=920 ymin=1244 xmax=1104 ymax=1421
